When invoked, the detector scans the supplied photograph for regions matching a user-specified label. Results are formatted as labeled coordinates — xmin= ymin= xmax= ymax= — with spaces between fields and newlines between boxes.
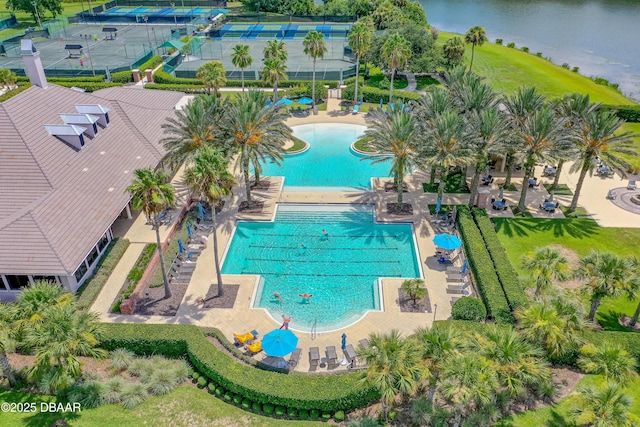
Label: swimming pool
xmin=221 ymin=204 xmax=421 ymax=332
xmin=259 ymin=123 xmax=392 ymax=190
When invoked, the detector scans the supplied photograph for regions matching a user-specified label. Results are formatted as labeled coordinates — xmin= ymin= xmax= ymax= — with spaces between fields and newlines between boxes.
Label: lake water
xmin=419 ymin=0 xmax=640 ymax=101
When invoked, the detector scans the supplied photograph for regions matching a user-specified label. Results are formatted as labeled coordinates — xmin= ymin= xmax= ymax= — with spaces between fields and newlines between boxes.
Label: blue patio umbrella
xmin=461 ymin=259 xmax=469 ymax=274
xmin=265 ymin=100 xmax=273 ymax=107
xmin=178 ymin=239 xmax=185 ymax=254
xmin=435 ymin=197 xmax=442 ymax=213
xmin=341 ymin=333 xmax=347 ymax=350
xmin=275 ymin=97 xmax=292 ymax=106
xmin=379 ymin=98 xmax=383 ymax=108
xmin=198 ymin=202 xmax=204 ymax=218
xmin=187 ymin=221 xmax=193 ymax=238
xmin=433 ymin=233 xmax=462 ymax=250
xmin=262 ymin=329 xmax=298 ymax=357
xmin=298 ymin=96 xmax=313 ymax=105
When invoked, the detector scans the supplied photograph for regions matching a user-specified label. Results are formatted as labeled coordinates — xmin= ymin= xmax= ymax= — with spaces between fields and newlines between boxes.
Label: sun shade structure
xmin=262 ymin=329 xmax=298 ymax=357
xmin=433 ymin=233 xmax=462 ymax=250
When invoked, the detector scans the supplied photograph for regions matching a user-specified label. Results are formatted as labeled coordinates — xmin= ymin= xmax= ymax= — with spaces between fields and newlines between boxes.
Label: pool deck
xmin=92 ymin=95 xmax=639 ymax=373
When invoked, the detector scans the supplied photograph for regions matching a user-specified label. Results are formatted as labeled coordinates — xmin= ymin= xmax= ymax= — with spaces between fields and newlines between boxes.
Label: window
xmin=86 ymin=246 xmax=100 ymax=267
xmin=5 ymin=275 xmax=31 ymax=290
xmin=74 ymin=262 xmax=88 ymax=282
xmin=97 ymin=233 xmax=110 ymax=252
xmin=31 ymin=275 xmax=59 ymax=285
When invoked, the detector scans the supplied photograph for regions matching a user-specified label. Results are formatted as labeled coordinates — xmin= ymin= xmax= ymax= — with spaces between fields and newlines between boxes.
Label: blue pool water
xmin=221 ymin=204 xmax=421 ymax=331
xmin=260 ymin=123 xmax=392 ymax=190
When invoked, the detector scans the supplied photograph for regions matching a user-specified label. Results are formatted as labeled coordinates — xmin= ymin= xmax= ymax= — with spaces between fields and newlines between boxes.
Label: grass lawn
xmin=0 ymin=386 xmax=323 ymax=427
xmin=439 ymin=32 xmax=634 ymax=105
xmin=415 ymin=76 xmax=440 ymax=91
xmin=543 ymin=183 xmax=573 ymax=195
xmin=494 ymin=216 xmax=640 ymax=330
xmin=367 ymin=67 xmax=408 ymax=90
xmin=286 ymin=135 xmax=307 ymax=152
xmin=619 ymin=122 xmax=640 ymax=172
xmin=353 ymin=136 xmax=374 ymax=153
xmin=495 ymin=374 xmax=640 ymax=426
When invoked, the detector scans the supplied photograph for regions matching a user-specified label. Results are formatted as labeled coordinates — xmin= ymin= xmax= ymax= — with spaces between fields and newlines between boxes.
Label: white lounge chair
xmin=628 ymin=180 xmax=637 ymax=190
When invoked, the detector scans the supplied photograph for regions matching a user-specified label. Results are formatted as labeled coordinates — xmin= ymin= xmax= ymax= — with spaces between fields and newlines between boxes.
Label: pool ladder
xmin=310 ymin=318 xmax=317 ymax=340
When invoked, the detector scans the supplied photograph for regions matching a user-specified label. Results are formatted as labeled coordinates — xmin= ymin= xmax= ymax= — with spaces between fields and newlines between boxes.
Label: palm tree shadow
xmin=493 ymin=217 xmax=600 ymax=240
xmin=596 ymin=309 xmax=632 ymax=332
xmin=547 ymin=408 xmax=576 ymax=427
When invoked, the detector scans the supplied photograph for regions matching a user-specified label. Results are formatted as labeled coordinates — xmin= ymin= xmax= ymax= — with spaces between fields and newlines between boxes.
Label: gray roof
xmin=0 ymin=85 xmax=184 ymax=275
xmin=60 ymin=113 xmax=99 ymax=125
xmin=44 ymin=124 xmax=86 ymax=136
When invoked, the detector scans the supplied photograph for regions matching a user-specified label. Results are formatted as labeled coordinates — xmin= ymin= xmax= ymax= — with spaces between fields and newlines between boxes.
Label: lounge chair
xmin=309 ymin=347 xmax=320 ymax=368
xmin=247 ymin=341 xmax=262 ymax=354
xmin=352 ymin=105 xmax=359 ymax=114
xmin=358 ymin=339 xmax=370 ymax=349
xmin=234 ymin=331 xmax=257 ymax=346
xmin=175 ymin=261 xmax=196 ymax=271
xmin=325 ymin=346 xmax=338 ymax=367
xmin=628 ymin=180 xmax=637 ymax=190
xmin=289 ymin=348 xmax=301 ymax=369
xmin=446 ymin=273 xmax=467 ymax=282
xmin=446 ymin=282 xmax=470 ymax=294
xmin=607 ymin=190 xmax=617 ymax=200
xmin=343 ymin=344 xmax=357 ymax=364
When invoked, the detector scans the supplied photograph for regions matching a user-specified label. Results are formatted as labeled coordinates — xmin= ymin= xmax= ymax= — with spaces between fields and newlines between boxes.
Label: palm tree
xmin=183 ymin=147 xmax=235 ymax=297
xmin=571 ymin=383 xmax=638 ymax=427
xmin=126 ymin=168 xmax=176 ymax=299
xmin=363 ymin=107 xmax=421 ymax=205
xmin=567 ymin=109 xmax=637 ymax=212
xmin=381 ymin=33 xmax=412 ymax=103
xmin=575 ymin=251 xmax=631 ymax=321
xmin=577 ymin=342 xmax=638 ymax=386
xmin=623 ymin=256 xmax=640 ymax=327
xmin=221 ymin=90 xmax=291 ymax=206
xmin=348 ymin=20 xmax=374 ymax=106
xmin=0 ymin=68 xmax=17 ymax=89
xmin=231 ymin=44 xmax=253 ymax=92
xmin=357 ymin=330 xmax=425 ymax=420
xmin=442 ymin=36 xmax=466 ymax=70
xmin=261 ymin=56 xmax=288 ymax=102
xmin=263 ymin=39 xmax=288 ymax=62
xmin=464 ymin=26 xmax=487 ymax=72
xmin=521 ymin=246 xmax=570 ymax=297
xmin=196 ymin=61 xmax=226 ymax=97
xmin=303 ymin=31 xmax=327 ymax=113
xmin=401 ymin=279 xmax=426 ymax=305
xmin=161 ymin=95 xmax=228 ymax=170
xmin=0 ymin=304 xmax=17 ymax=386
xmin=24 ymin=303 xmax=108 ymax=392
xmin=448 ymin=71 xmax=498 ymax=115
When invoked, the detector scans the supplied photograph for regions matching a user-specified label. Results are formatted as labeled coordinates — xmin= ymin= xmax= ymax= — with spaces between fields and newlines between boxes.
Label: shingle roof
xmin=0 ymin=85 xmax=184 ymax=275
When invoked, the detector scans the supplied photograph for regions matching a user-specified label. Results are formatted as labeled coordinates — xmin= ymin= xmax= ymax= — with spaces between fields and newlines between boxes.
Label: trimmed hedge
xmin=53 ymin=81 xmax=124 ymax=92
xmin=602 ymin=104 xmax=640 ymax=123
xmin=99 ymin=323 xmax=378 ymax=412
xmin=136 ymin=55 xmax=163 ymax=73
xmin=451 ymin=297 xmax=487 ymax=322
xmin=0 ymin=83 xmax=31 ymax=102
xmin=341 ymin=83 xmax=420 ymax=104
xmin=225 ymin=79 xmax=338 ymax=89
xmin=472 ymin=209 xmax=529 ymax=311
xmin=456 ymin=206 xmax=513 ymax=324
xmin=75 ymin=238 xmax=130 ymax=311
xmin=111 ymin=70 xmax=134 ymax=83
xmin=145 ymin=83 xmax=204 ymax=93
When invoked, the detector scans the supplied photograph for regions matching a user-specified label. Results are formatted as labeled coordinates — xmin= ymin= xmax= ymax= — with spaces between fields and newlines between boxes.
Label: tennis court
xmin=88 ymin=6 xmax=229 ymax=24
xmin=210 ymin=22 xmax=352 ymax=40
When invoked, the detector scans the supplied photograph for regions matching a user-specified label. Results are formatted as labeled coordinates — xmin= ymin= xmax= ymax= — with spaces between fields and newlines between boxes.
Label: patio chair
xmin=446 ymin=273 xmax=467 ymax=282
xmin=352 ymin=105 xmax=359 ymax=114
xmin=343 ymin=344 xmax=357 ymax=365
xmin=628 ymin=180 xmax=637 ymax=190
xmin=607 ymin=190 xmax=617 ymax=200
xmin=358 ymin=339 xmax=370 ymax=350
xmin=234 ymin=331 xmax=257 ymax=346
xmin=309 ymin=347 xmax=320 ymax=369
xmin=446 ymin=282 xmax=470 ymax=294
xmin=247 ymin=341 xmax=262 ymax=354
xmin=289 ymin=348 xmax=302 ymax=369
xmin=325 ymin=346 xmax=338 ymax=367
xmin=447 ymin=265 xmax=464 ymax=273
xmin=175 ymin=261 xmax=196 ymax=271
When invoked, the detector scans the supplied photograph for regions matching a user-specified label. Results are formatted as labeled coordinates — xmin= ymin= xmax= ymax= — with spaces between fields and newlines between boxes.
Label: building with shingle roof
xmin=0 ymin=40 xmax=184 ymax=300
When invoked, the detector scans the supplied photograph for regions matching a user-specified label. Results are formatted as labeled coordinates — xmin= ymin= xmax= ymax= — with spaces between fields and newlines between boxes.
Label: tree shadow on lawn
xmin=596 ymin=309 xmax=634 ymax=332
xmin=493 ymin=217 xmax=600 ymax=240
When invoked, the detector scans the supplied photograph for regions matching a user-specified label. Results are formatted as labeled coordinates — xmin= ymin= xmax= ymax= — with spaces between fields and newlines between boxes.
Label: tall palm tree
xmin=0 ymin=68 xmax=17 ymax=89
xmin=420 ymin=109 xmax=475 ymax=200
xmin=161 ymin=95 xmax=228 ymax=170
xmin=196 ymin=61 xmax=226 ymax=97
xmin=521 ymin=246 xmax=570 ymax=297
xmin=357 ymin=330 xmax=425 ymax=420
xmin=24 ymin=303 xmax=107 ymax=392
xmin=571 ymin=383 xmax=638 ymax=427
xmin=448 ymin=71 xmax=498 ymax=115
xmin=126 ymin=168 xmax=176 ymax=299
xmin=577 ymin=342 xmax=638 ymax=386
xmin=348 ymin=20 xmax=374 ymax=106
xmin=261 ymin=56 xmax=288 ymax=102
xmin=263 ymin=39 xmax=288 ymax=62
xmin=303 ymin=31 xmax=327 ymax=113
xmin=575 ymin=251 xmax=631 ymax=321
xmin=567 ymin=109 xmax=637 ymax=212
xmin=183 ymin=147 xmax=235 ymax=297
xmin=622 ymin=256 xmax=640 ymax=327
xmin=464 ymin=26 xmax=487 ymax=72
xmin=221 ymin=90 xmax=291 ymax=206
xmin=363 ymin=107 xmax=421 ymax=205
xmin=231 ymin=44 xmax=253 ymax=92
xmin=381 ymin=33 xmax=412 ymax=103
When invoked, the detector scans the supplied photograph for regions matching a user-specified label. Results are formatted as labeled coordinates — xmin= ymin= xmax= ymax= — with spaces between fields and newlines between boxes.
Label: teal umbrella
xmin=433 ymin=233 xmax=462 ymax=250
xmin=298 ymin=97 xmax=313 ymax=105
xmin=262 ymin=329 xmax=298 ymax=357
xmin=275 ymin=97 xmax=292 ymax=106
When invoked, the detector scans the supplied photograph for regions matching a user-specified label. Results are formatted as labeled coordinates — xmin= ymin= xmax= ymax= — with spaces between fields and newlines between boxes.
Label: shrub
xmin=341 ymin=83 xmax=420 ymax=104
xmin=109 ymin=348 xmax=135 ymax=372
xmin=495 ymin=38 xmax=503 ymax=45
xmin=113 ymin=243 xmax=156 ymax=311
xmin=322 ymin=412 xmax=332 ymax=421
xmin=145 ymin=83 xmax=205 ymax=93
xmin=377 ymin=76 xmax=391 ymax=90
xmin=561 ymin=63 xmax=570 ymax=69
xmin=66 ymin=382 xmax=104 ymax=409
xmin=263 ymin=403 xmax=275 ymax=415
xmin=53 ymin=81 xmax=123 ymax=92
xmin=192 ymin=372 xmax=200 ymax=382
xmin=102 ymin=377 xmax=125 ymax=405
xmin=602 ymin=104 xmax=640 ymax=122
xmin=452 ymin=297 xmax=487 ymax=322
xmin=310 ymin=409 xmax=320 ymax=420
xmin=299 ymin=409 xmax=309 ymax=420
xmin=111 ymin=70 xmax=133 ymax=83
xmin=536 ymin=52 xmax=543 ymax=57
xmin=242 ymin=398 xmax=252 ymax=409
xmin=150 ymin=370 xmax=180 ymax=395
xmin=572 ymin=66 xmax=580 ymax=73
xmin=224 ymin=391 xmax=233 ymax=401
xmin=334 ymin=410 xmax=345 ymax=422
xmin=208 ymin=383 xmax=216 ymax=394
xmin=137 ymin=55 xmax=163 ymax=73
xmin=0 ymin=83 xmax=31 ymax=102
xmin=121 ymin=383 xmax=148 ymax=409
xmin=456 ymin=206 xmax=513 ymax=324
xmin=215 ymin=386 xmax=224 ymax=397
xmin=506 ymin=42 xmax=515 ymax=48
xmin=288 ymin=407 xmax=299 ymax=418
xmin=252 ymin=401 xmax=262 ymax=412
xmin=520 ymin=46 xmax=529 ymax=53
xmin=233 ymin=394 xmax=243 ymax=405
xmin=76 ymin=238 xmax=130 ymax=311
xmin=275 ymin=405 xmax=286 ymax=417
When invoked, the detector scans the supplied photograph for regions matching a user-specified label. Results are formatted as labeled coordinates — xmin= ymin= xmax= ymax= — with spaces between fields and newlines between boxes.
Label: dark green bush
xmin=310 ymin=409 xmax=320 ymax=420
xmin=456 ymin=206 xmax=513 ymax=324
xmin=76 ymin=238 xmax=130 ymax=310
xmin=242 ymin=398 xmax=252 ymax=409
xmin=451 ymin=297 xmax=487 ymax=322
xmin=188 ymin=367 xmax=195 ymax=377
xmin=145 ymin=83 xmax=205 ymax=93
xmin=252 ymin=401 xmax=262 ymax=412
xmin=602 ymin=104 xmax=640 ymax=123
xmin=197 ymin=376 xmax=207 ymax=389
xmin=495 ymin=38 xmax=503 ymax=45
xmin=507 ymin=42 xmax=515 ymax=48
xmin=263 ymin=403 xmax=275 ymax=415
xmin=136 ymin=55 xmax=163 ymax=73
xmin=275 ymin=405 xmax=286 ymax=417
xmin=472 ymin=209 xmax=528 ymax=311
xmin=520 ymin=46 xmax=529 ymax=53
xmin=299 ymin=409 xmax=309 ymax=420
xmin=0 ymin=83 xmax=31 ymax=102
xmin=572 ymin=66 xmax=580 ymax=73
xmin=287 ymin=407 xmax=299 ymax=418
xmin=226 ymin=79 xmax=338 ymax=89
xmin=536 ymin=52 xmax=543 ymax=57
xmin=53 ymin=82 xmax=123 ymax=92
xmin=233 ymin=394 xmax=243 ymax=405
xmin=322 ymin=412 xmax=332 ymax=421
xmin=207 ymin=383 xmax=216 ymax=394
xmin=111 ymin=70 xmax=133 ymax=83
xmin=341 ymin=83 xmax=420 ymax=104
xmin=224 ymin=391 xmax=233 ymax=401
xmin=192 ymin=372 xmax=200 ymax=382
xmin=215 ymin=386 xmax=224 ymax=397
xmin=561 ymin=63 xmax=570 ymax=69
xmin=334 ymin=410 xmax=345 ymax=422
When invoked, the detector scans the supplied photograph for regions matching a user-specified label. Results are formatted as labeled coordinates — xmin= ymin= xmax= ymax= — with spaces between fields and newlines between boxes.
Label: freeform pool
xmin=221 ymin=204 xmax=421 ymax=332
xmin=259 ymin=123 xmax=392 ymax=190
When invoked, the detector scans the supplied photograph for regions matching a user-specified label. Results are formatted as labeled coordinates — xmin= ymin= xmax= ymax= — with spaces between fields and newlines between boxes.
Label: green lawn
xmin=619 ymin=122 xmax=640 ymax=172
xmin=494 ymin=217 xmax=640 ymax=330
xmin=0 ymin=386 xmax=323 ymax=427
xmin=495 ymin=375 xmax=640 ymax=426
xmin=439 ymin=32 xmax=634 ymax=105
xmin=415 ymin=76 xmax=440 ymax=91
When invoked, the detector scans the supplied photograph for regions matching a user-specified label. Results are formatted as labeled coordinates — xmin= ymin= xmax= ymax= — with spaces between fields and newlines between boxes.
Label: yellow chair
xmin=234 ymin=332 xmax=255 ymax=346
xmin=247 ymin=341 xmax=262 ymax=354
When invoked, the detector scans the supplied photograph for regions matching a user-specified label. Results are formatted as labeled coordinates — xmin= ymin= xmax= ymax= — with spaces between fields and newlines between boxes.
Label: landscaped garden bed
xmin=111 ymin=243 xmax=157 ymax=313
